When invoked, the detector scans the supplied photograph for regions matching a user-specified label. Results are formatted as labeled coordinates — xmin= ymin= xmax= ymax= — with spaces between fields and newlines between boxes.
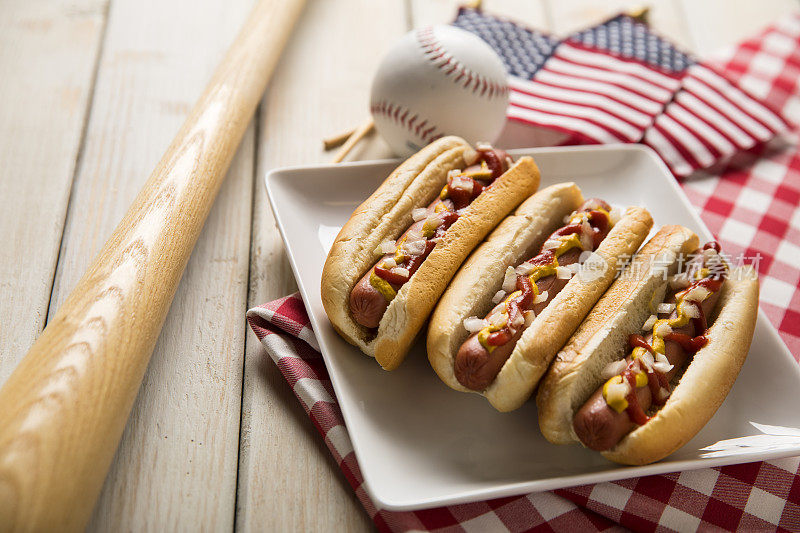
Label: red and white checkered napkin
xmin=247 ymin=295 xmax=800 ymax=532
xmin=247 ymin=15 xmax=800 ymax=532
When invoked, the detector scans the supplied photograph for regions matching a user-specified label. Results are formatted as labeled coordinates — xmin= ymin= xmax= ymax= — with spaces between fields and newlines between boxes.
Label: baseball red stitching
xmin=370 ymin=101 xmax=444 ymax=145
xmin=416 ymin=27 xmax=509 ymax=99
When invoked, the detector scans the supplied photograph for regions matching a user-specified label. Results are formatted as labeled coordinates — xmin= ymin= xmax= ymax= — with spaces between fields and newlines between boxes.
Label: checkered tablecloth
xmin=247 ymin=14 xmax=800 ymax=532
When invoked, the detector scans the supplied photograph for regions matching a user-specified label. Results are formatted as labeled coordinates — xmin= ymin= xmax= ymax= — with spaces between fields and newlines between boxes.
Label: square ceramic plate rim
xmin=265 ymin=144 xmax=800 ymax=511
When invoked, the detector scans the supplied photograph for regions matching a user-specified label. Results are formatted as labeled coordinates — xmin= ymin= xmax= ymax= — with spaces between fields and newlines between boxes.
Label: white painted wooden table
xmin=1 ymin=0 xmax=797 ymax=530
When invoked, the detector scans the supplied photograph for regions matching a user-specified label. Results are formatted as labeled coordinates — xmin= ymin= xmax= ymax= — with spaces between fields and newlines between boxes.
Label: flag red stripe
xmin=529 ymin=71 xmax=664 ymax=113
xmin=685 ymin=71 xmax=776 ymax=140
xmin=510 ymin=89 xmax=645 ymax=137
xmin=543 ymin=58 xmax=672 ymax=104
xmin=512 ymin=77 xmax=654 ymax=125
xmin=509 ymin=102 xmax=630 ymax=142
xmin=662 ymin=108 xmax=724 ymax=160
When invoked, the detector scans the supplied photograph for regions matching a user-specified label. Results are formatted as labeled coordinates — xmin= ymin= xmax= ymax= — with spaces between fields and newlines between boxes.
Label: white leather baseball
xmin=370 ymin=25 xmax=509 ymax=157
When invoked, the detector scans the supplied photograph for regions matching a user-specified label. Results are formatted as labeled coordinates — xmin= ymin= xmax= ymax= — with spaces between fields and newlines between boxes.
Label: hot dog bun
xmin=602 ymin=266 xmax=758 ymax=464
xmin=427 ymin=183 xmax=653 ymax=411
xmin=321 ymin=137 xmax=541 ymax=370
xmin=537 ymin=225 xmax=759 ymax=465
xmin=537 ymin=225 xmax=699 ymax=443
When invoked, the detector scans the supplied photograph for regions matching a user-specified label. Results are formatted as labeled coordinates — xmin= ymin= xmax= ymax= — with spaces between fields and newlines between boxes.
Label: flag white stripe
xmin=524 ymin=71 xmax=664 ymax=114
xmin=675 ymin=91 xmax=757 ymax=148
xmin=683 ymin=75 xmax=773 ymax=141
xmin=557 ymin=43 xmax=682 ymax=91
xmin=667 ymin=104 xmax=736 ymax=156
xmin=508 ymin=105 xmax=620 ymax=143
xmin=545 ymin=57 xmax=673 ymax=102
xmin=644 ymin=126 xmax=694 ymax=176
xmin=510 ymin=92 xmax=641 ymax=140
xmin=509 ymin=78 xmax=652 ymax=127
xmin=657 ymin=113 xmax=716 ymax=167
xmin=690 ymin=64 xmax=786 ymax=132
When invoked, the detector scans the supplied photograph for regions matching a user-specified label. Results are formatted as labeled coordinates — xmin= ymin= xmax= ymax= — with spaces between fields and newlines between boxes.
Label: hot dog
xmin=537 ymin=226 xmax=759 ymax=465
xmin=321 ymin=137 xmax=541 ymax=370
xmin=427 ymin=183 xmax=653 ymax=412
xmin=349 ymin=150 xmax=509 ymax=329
xmin=454 ymin=198 xmax=612 ymax=391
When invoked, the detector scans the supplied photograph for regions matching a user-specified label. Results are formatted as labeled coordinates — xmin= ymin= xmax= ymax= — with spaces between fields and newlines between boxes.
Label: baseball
xmin=370 ymin=25 xmax=509 ymax=157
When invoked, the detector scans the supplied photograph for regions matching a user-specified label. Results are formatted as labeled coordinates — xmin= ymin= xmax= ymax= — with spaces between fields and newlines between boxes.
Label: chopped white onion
xmin=683 ymin=285 xmax=711 ymax=302
xmin=423 ymin=213 xmax=443 ymax=230
xmin=543 ymin=239 xmax=561 ymax=250
xmin=580 ymin=220 xmax=594 ymax=250
xmin=463 ymin=316 xmax=489 ymax=333
xmin=412 ymin=207 xmax=428 ymax=221
xmin=534 ymin=290 xmax=549 ymax=304
xmin=391 ymin=266 xmax=410 ymax=278
xmin=402 ymin=239 xmax=426 ymax=257
xmin=406 ymin=229 xmax=424 ymax=242
xmin=655 ymin=322 xmax=673 ymax=338
xmin=642 ymin=314 xmax=658 ymax=331
xmin=515 ymin=262 xmax=534 ymax=276
xmin=563 ymin=214 xmax=572 ymax=224
xmin=653 ymin=353 xmax=673 ymax=373
xmin=703 ymin=247 xmax=718 ymax=259
xmin=375 ymin=240 xmax=396 ymax=255
xmin=608 ymin=206 xmax=623 ymax=225
xmin=476 ymin=141 xmax=493 ymax=150
xmin=683 ymin=301 xmax=700 ymax=318
xmin=447 ymin=168 xmax=462 ymax=178
xmin=492 ymin=290 xmax=506 ymax=304
xmin=639 ymin=350 xmax=655 ymax=371
xmin=657 ymin=303 xmax=676 ymax=315
xmin=489 ymin=312 xmax=507 ymax=328
xmin=502 ymin=266 xmax=517 ymax=293
xmin=604 ymin=378 xmax=631 ymax=405
xmin=524 ymin=310 xmax=536 ymax=327
xmin=381 ymin=257 xmax=397 ymax=269
xmin=601 ymin=359 xmax=628 ymax=379
xmin=656 ymin=386 xmax=671 ymax=403
xmin=511 ymin=312 xmax=525 ymax=327
xmin=556 ymin=266 xmax=573 ymax=280
xmin=451 ymin=176 xmax=473 ymax=193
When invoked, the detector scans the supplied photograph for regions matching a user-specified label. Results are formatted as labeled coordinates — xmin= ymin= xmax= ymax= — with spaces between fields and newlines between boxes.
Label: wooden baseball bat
xmin=0 ymin=0 xmax=306 ymax=529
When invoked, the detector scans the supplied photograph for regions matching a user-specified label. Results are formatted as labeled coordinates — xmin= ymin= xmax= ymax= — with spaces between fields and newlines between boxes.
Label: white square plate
xmin=265 ymin=145 xmax=800 ymax=511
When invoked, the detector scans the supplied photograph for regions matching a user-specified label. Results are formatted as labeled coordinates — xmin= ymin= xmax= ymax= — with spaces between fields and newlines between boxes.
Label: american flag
xmin=453 ymin=9 xmax=789 ymax=177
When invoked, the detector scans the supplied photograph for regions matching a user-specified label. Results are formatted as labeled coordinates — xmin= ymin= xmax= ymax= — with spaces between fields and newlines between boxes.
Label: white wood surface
xmin=0 ymin=0 xmax=107 ymax=384
xmin=0 ymin=0 xmax=797 ymax=530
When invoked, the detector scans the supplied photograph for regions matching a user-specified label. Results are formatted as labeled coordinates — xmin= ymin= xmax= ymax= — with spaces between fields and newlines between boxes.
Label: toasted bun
xmin=602 ymin=265 xmax=759 ymax=465
xmin=536 ymin=225 xmax=699 ymax=444
xmin=321 ymin=136 xmax=541 ymax=370
xmin=426 ymin=186 xmax=654 ymax=411
xmin=428 ymin=182 xmax=584 ymax=391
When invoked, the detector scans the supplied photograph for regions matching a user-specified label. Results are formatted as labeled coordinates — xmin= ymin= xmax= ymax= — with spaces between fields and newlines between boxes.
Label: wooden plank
xmin=409 ymin=0 xmax=548 ymax=27
xmin=678 ymin=0 xmax=799 ymax=56
xmin=236 ymin=0 xmax=406 ymax=530
xmin=44 ymin=0 xmax=257 ymax=529
xmin=0 ymin=0 xmax=107 ymax=384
